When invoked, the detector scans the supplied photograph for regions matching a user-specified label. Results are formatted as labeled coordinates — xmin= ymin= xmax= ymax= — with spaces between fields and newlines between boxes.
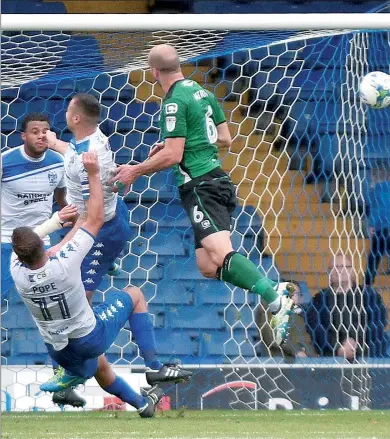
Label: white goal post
xmin=2 ymin=13 xmax=390 ymax=31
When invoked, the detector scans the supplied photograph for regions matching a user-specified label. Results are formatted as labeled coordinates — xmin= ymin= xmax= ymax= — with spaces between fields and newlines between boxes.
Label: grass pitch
xmin=2 ymin=410 xmax=390 ymax=439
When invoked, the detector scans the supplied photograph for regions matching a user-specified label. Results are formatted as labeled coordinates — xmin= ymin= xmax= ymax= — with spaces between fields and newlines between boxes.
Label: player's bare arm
xmin=110 ymin=137 xmax=185 ymax=191
xmin=216 ymin=122 xmax=232 ymax=149
xmin=47 ymin=153 xmax=103 ymax=255
xmin=81 ymin=151 xmax=105 ymax=237
xmin=54 ymin=187 xmax=68 ymax=209
xmin=46 ymin=130 xmax=69 ymax=155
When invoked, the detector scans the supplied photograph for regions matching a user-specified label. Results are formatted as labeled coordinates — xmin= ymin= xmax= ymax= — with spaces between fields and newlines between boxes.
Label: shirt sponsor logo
xmin=47 ymin=171 xmax=58 ymax=187
xmin=165 ymin=103 xmax=178 ymax=114
xmin=17 ymin=193 xmax=50 ymax=205
xmin=166 ymin=116 xmax=177 ymax=132
xmin=48 ymin=326 xmax=68 ymax=335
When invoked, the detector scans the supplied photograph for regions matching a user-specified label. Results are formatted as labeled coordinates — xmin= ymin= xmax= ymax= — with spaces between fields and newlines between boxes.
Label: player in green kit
xmin=111 ymin=44 xmax=295 ymax=345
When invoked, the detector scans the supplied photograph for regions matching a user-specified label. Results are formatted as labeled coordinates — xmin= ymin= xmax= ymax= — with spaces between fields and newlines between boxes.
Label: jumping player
xmin=111 ymin=44 xmax=295 ymax=345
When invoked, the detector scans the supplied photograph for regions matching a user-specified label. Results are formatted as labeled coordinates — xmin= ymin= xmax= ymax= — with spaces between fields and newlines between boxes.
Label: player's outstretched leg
xmin=198 ymin=231 xmax=295 ymax=345
xmin=95 ymin=356 xmax=163 ymax=418
xmin=125 ymin=286 xmax=193 ymax=385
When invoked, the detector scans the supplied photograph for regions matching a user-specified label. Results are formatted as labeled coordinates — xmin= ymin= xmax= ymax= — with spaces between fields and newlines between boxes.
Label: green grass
xmin=2 ymin=410 xmax=390 ymax=439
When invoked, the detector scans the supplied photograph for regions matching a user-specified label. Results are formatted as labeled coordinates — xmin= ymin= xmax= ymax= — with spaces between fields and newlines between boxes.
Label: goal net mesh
xmin=1 ymin=27 xmax=389 ymax=411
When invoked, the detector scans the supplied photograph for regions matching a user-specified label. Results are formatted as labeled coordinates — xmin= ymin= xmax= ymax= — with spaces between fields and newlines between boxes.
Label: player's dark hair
xmin=12 ymin=227 xmax=45 ymax=266
xmin=21 ymin=113 xmax=50 ymax=132
xmin=72 ymin=93 xmax=101 ymax=124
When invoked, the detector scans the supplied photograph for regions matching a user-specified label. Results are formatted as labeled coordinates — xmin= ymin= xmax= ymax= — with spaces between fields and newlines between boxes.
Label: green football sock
xmin=219 ymin=252 xmax=278 ymax=304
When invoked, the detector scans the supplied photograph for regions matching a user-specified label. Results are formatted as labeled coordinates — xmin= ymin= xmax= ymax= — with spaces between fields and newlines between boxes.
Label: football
xmin=359 ymin=71 xmax=390 ymax=109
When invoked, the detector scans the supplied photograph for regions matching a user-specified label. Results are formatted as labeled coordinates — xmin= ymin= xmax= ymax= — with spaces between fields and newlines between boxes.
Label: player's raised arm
xmin=79 ymin=151 xmax=105 ymax=237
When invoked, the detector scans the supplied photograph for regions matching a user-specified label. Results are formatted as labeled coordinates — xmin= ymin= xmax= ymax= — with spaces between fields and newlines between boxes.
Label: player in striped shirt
xmin=1 ymin=112 xmax=86 ymax=408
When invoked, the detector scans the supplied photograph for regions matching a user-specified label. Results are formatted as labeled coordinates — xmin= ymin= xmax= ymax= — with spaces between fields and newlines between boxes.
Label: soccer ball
xmin=359 ymin=71 xmax=390 ymax=109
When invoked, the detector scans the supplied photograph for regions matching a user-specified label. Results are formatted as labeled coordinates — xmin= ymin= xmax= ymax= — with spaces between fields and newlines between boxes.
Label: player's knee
xmin=196 ymin=261 xmax=217 ymax=279
xmin=123 ymin=286 xmax=147 ymax=312
xmin=208 ymin=250 xmax=226 ymax=268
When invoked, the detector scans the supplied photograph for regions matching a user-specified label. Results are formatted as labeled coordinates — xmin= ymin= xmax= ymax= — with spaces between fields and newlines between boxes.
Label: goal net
xmin=1 ymin=20 xmax=390 ymax=411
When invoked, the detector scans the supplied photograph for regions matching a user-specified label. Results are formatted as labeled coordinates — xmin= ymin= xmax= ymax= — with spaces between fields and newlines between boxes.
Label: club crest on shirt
xmin=166 ymin=116 xmax=176 ymax=132
xmin=47 ymin=171 xmax=58 ymax=186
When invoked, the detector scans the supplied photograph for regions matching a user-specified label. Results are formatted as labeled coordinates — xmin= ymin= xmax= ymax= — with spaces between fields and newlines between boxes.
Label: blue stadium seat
xmin=2 ymin=304 xmax=36 ymax=329
xmin=2 ymin=0 xmax=67 ymax=13
xmin=4 ymin=354 xmax=49 ymax=366
xmin=224 ymin=304 xmax=256 ymax=328
xmin=149 ymin=202 xmax=190 ymax=228
xmin=1 ymin=87 xmax=19 ymax=103
xmin=148 ymin=280 xmax=195 ymax=305
xmin=130 ymin=233 xmax=186 ymax=257
xmin=154 ymin=330 xmax=199 ymax=356
xmin=165 ymin=306 xmax=225 ymax=330
xmin=199 ymin=330 xmax=256 ymax=358
xmin=19 ymin=81 xmax=75 ymax=102
xmin=106 ymin=330 xmax=137 ymax=357
xmin=193 ymin=0 xmax=383 ymax=14
xmin=57 ymin=36 xmax=103 ymax=72
xmin=10 ymin=329 xmax=47 ymax=356
xmin=165 ymin=257 xmax=206 ymax=281
xmin=194 ymin=280 xmax=256 ymax=306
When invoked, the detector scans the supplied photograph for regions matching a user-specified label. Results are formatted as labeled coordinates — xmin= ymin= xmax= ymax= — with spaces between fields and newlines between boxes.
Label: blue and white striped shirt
xmin=64 ymin=128 xmax=117 ymax=222
xmin=1 ymin=146 xmax=65 ymax=244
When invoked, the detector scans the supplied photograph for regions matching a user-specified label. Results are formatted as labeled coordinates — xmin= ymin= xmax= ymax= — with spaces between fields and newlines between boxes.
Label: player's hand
xmin=58 ymin=204 xmax=78 ymax=227
xmin=109 ymin=165 xmax=140 ymax=195
xmin=296 ymin=350 xmax=308 ymax=358
xmin=46 ymin=130 xmax=59 ymax=150
xmin=148 ymin=141 xmax=164 ymax=158
xmin=337 ymin=338 xmax=357 ymax=360
xmin=82 ymin=151 xmax=99 ymax=175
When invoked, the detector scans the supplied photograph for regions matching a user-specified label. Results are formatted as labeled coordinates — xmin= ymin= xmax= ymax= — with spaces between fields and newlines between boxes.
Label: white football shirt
xmin=64 ymin=128 xmax=117 ymax=222
xmin=11 ymin=228 xmax=97 ymax=351
xmin=1 ymin=146 xmax=66 ymax=245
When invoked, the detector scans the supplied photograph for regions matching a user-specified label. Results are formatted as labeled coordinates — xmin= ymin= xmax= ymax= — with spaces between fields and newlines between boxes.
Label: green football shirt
xmin=159 ymin=79 xmax=226 ymax=187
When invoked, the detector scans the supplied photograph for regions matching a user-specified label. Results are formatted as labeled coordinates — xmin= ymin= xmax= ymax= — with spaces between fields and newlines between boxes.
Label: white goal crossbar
xmin=2 ymin=13 xmax=390 ymax=31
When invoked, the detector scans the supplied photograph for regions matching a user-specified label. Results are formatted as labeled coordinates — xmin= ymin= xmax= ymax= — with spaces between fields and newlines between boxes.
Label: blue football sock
xmin=103 ymin=375 xmax=146 ymax=410
xmin=129 ymin=313 xmax=163 ymax=370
